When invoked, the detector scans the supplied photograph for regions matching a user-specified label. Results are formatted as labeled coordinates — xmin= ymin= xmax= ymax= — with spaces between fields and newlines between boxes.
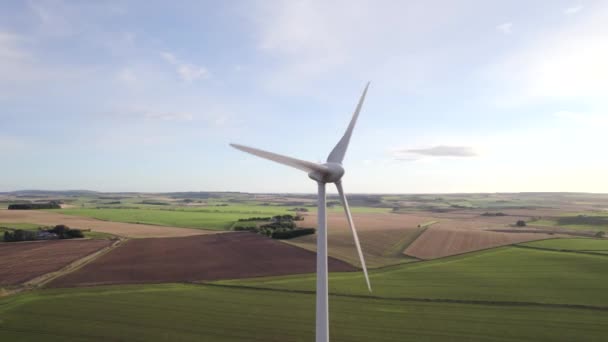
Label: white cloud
xmin=121 ymin=105 xmax=194 ymax=122
xmin=496 ymin=22 xmax=513 ymax=34
xmin=564 ymin=5 xmax=583 ymax=15
xmin=117 ymin=67 xmax=137 ymax=84
xmin=554 ymin=111 xmax=608 ymax=125
xmin=160 ymin=51 xmax=208 ymax=82
xmin=0 ymin=32 xmax=29 ymax=61
xmin=160 ymin=51 xmax=178 ymax=64
xmin=27 ymin=0 xmax=74 ymax=37
xmin=393 ymin=145 xmax=477 ymax=161
xmin=483 ymin=4 xmax=608 ymax=103
xmin=0 ymin=31 xmax=48 ymax=87
xmin=176 ymin=64 xmax=208 ymax=82
xmin=247 ymin=0 xmax=470 ymax=94
xmin=0 ymin=137 xmax=27 ymax=152
xmin=144 ymin=111 xmax=194 ymax=121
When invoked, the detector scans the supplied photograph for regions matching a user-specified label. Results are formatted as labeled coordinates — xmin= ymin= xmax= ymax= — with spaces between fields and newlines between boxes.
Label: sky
xmin=1 ymin=0 xmax=607 ymax=193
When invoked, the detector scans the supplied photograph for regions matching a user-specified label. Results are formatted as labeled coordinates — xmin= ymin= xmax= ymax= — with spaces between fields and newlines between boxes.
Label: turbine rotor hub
xmin=308 ymin=163 xmax=344 ymax=183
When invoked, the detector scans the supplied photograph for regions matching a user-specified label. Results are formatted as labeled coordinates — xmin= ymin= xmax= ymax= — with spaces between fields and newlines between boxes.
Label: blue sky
xmin=1 ymin=0 xmax=606 ymax=193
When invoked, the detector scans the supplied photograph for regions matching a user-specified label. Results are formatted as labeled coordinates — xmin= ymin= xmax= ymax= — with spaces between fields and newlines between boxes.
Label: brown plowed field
xmin=403 ymin=226 xmax=553 ymax=260
xmin=289 ymin=212 xmax=434 ymax=267
xmin=418 ymin=208 xmax=564 ymax=220
xmin=285 ymin=227 xmax=424 ymax=268
xmin=0 ymin=209 xmax=211 ymax=238
xmin=49 ymin=232 xmax=356 ymax=287
xmin=298 ymin=212 xmax=434 ymax=231
xmin=0 ymin=239 xmax=112 ymax=286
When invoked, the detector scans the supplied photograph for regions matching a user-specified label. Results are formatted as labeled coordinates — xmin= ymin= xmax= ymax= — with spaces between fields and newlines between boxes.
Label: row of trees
xmin=3 ymin=224 xmax=84 ymax=242
xmin=8 ymin=201 xmax=61 ymax=210
xmin=233 ymin=215 xmax=314 ymax=239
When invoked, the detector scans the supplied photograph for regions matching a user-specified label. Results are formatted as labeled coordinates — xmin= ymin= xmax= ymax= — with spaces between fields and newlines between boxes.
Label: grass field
xmin=521 ymin=238 xmax=608 ymax=252
xmin=1 ymin=284 xmax=607 ymax=341
xmin=218 ymin=247 xmax=608 ymax=307
xmin=55 ymin=208 xmax=292 ymax=230
xmin=56 ymin=205 xmax=388 ymax=231
xmin=530 ymin=215 xmax=608 ymax=232
xmin=0 ymin=222 xmax=41 ymax=230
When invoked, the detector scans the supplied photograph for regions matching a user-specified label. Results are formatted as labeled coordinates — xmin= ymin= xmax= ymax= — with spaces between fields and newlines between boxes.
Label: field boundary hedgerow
xmin=513 ymin=244 xmax=608 ymax=257
xmin=200 ymin=282 xmax=608 ymax=312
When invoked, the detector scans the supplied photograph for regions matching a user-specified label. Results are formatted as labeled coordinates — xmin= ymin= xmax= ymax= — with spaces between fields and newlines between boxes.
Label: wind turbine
xmin=230 ymin=82 xmax=371 ymax=342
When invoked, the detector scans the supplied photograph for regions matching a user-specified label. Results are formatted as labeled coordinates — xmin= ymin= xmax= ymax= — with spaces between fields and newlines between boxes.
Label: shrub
xmin=66 ymin=229 xmax=84 ymax=238
xmin=272 ymin=228 xmax=316 ymax=239
xmin=3 ymin=229 xmax=37 ymax=242
xmin=233 ymin=226 xmax=257 ymax=232
xmin=516 ymin=220 xmax=527 ymax=227
xmin=595 ymin=231 xmax=606 ymax=238
xmin=260 ymin=221 xmax=296 ymax=230
xmin=237 ymin=217 xmax=271 ymax=222
xmin=482 ymin=212 xmax=506 ymax=217
xmin=48 ymin=225 xmax=84 ymax=239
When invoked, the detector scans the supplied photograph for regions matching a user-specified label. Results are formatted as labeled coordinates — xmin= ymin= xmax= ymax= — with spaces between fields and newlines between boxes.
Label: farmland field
xmin=521 ymin=238 xmax=608 ymax=252
xmin=49 ymin=233 xmax=355 ymax=287
xmin=219 ymin=247 xmax=608 ymax=307
xmin=55 ymin=206 xmax=389 ymax=230
xmin=56 ymin=208 xmax=266 ymax=230
xmin=403 ymin=226 xmax=552 ymax=259
xmin=530 ymin=215 xmax=608 ymax=232
xmin=0 ymin=239 xmax=112 ymax=286
xmin=0 ymin=209 xmax=212 ymax=238
xmin=286 ymin=212 xmax=433 ymax=267
xmin=284 ymin=226 xmax=422 ymax=268
xmin=1 ymin=284 xmax=607 ymax=342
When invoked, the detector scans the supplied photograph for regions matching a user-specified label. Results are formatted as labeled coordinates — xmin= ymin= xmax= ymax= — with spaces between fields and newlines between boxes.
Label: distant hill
xmin=3 ymin=190 xmax=100 ymax=197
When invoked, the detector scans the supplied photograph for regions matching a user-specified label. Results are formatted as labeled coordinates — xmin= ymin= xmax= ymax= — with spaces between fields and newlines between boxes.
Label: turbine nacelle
xmin=308 ymin=163 xmax=344 ymax=183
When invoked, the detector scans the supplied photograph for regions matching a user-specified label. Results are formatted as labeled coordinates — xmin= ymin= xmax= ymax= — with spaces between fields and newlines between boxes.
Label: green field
xmin=530 ymin=215 xmax=608 ymax=233
xmin=55 ymin=205 xmax=388 ymax=231
xmin=325 ymin=206 xmax=391 ymax=214
xmin=218 ymin=247 xmax=608 ymax=307
xmin=56 ymin=206 xmax=297 ymax=230
xmin=521 ymin=238 xmax=608 ymax=252
xmin=0 ymin=222 xmax=41 ymax=230
xmin=1 ymin=284 xmax=607 ymax=342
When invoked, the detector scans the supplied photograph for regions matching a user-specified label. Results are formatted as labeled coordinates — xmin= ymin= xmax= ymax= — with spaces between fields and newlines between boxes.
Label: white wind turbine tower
xmin=230 ymin=83 xmax=371 ymax=342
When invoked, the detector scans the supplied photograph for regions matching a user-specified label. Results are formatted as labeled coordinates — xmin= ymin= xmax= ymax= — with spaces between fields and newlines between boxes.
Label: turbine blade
xmin=335 ymin=181 xmax=372 ymax=292
xmin=327 ymin=82 xmax=370 ymax=164
xmin=230 ymin=143 xmax=329 ymax=174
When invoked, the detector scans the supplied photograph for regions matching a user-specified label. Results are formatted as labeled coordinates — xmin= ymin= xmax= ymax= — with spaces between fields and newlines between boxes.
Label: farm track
xmin=202 ymin=283 xmax=608 ymax=312
xmin=0 ymin=239 xmax=113 ymax=288
xmin=1 ymin=238 xmax=125 ymax=297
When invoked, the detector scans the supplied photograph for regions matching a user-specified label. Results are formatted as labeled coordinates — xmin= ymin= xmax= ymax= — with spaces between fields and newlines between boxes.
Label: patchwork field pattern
xmin=49 ymin=232 xmax=355 ymax=287
xmin=0 ymin=239 xmax=112 ymax=286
